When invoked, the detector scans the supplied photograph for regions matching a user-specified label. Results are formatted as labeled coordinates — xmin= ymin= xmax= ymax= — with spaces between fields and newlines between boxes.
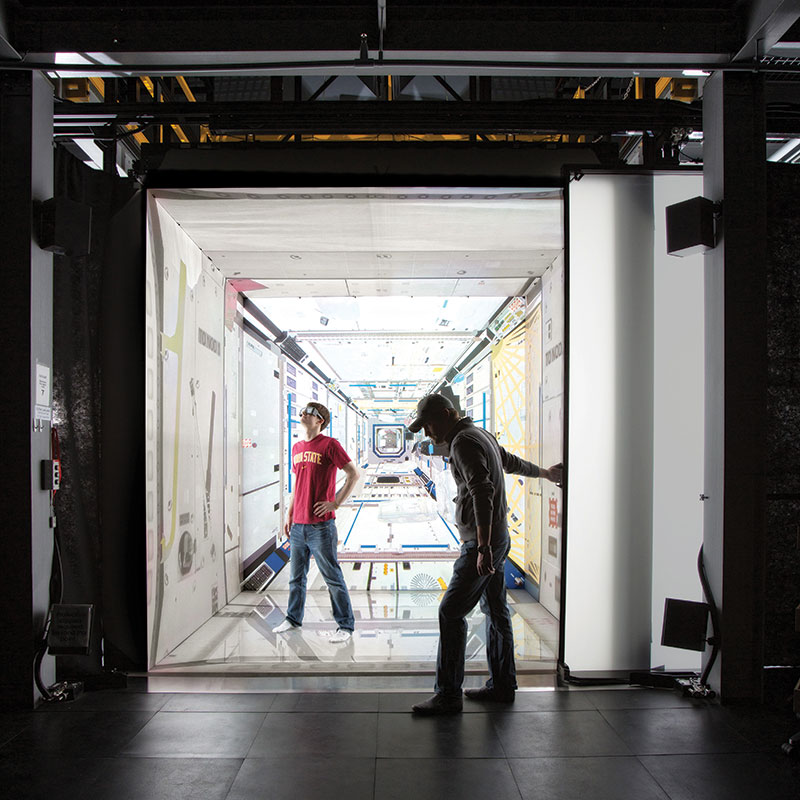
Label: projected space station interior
xmin=144 ymin=178 xmax=706 ymax=677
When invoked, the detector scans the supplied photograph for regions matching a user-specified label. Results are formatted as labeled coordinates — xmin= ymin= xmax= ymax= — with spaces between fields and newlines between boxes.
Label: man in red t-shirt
xmin=273 ymin=401 xmax=360 ymax=643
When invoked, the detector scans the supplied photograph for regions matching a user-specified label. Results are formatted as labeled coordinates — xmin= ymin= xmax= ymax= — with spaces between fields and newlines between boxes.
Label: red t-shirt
xmin=291 ymin=434 xmax=352 ymax=523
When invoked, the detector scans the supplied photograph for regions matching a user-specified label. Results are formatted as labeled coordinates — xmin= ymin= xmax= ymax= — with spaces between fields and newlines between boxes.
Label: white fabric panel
xmin=152 ymin=188 xmax=563 ymax=258
xmin=144 ymin=195 xmax=161 ymax=666
xmin=565 ymin=174 xmax=654 ymax=674
xmin=152 ymin=190 xmax=228 ymax=664
xmin=651 ymin=174 xmax=704 ymax=671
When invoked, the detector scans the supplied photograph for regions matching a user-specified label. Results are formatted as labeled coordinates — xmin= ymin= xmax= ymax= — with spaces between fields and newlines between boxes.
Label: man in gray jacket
xmin=408 ymin=393 xmax=562 ymax=715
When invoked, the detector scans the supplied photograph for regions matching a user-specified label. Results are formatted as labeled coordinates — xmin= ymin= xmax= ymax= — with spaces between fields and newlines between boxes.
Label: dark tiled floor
xmin=1 ymin=686 xmax=798 ymax=799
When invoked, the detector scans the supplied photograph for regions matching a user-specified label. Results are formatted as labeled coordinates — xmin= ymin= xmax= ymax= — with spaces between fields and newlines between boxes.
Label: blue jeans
xmin=434 ymin=539 xmax=517 ymax=699
xmin=285 ymin=519 xmax=354 ymax=631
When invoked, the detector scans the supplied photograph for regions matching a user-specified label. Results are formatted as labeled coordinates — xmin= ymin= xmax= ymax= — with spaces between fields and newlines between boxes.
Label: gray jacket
xmin=445 ymin=417 xmax=541 ymax=544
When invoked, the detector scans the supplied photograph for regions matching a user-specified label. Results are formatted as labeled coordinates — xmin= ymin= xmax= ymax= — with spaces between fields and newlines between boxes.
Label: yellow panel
xmin=525 ymin=304 xmax=543 ymax=585
xmin=655 ymin=76 xmax=671 ymax=98
xmin=126 ymin=123 xmax=148 ymax=144
xmin=88 ymin=76 xmax=105 ymax=99
xmin=491 ymin=316 xmax=530 ymax=567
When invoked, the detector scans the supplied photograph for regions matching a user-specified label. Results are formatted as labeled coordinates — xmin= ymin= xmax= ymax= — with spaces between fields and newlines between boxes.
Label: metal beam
xmin=307 ymin=75 xmax=339 ymax=101
xmin=53 ymin=98 xmax=703 ymax=136
xmin=733 ymin=0 xmax=800 ymax=62
xmin=16 ymin=56 xmax=768 ymax=79
xmin=433 ymin=76 xmax=464 ymax=102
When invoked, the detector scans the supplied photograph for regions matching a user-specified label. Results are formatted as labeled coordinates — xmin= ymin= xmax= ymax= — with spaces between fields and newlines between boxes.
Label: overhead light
xmin=688 ymin=131 xmax=704 ymax=140
xmin=682 ymin=69 xmax=711 ymax=77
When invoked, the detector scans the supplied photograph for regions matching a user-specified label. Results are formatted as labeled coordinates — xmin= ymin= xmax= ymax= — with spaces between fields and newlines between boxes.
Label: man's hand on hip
xmin=313 ymin=500 xmax=338 ymax=516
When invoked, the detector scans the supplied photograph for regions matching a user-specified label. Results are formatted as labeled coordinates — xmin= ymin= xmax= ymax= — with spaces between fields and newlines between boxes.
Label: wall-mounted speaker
xmin=666 ymin=196 xmax=716 ymax=257
xmin=661 ymin=597 xmax=710 ymax=651
xmin=38 ymin=196 xmax=92 ymax=257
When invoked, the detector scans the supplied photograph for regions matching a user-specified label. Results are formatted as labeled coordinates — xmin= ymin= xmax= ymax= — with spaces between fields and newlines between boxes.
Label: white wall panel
xmin=192 ymin=263 xmax=226 ymax=614
xmin=540 ymin=254 xmax=565 ymax=616
xmin=242 ymin=483 xmax=281 ymax=565
xmin=240 ymin=334 xmax=282 ymax=567
xmin=464 ymin=353 xmax=491 ymax=427
xmin=223 ymin=284 xmax=241 ymax=569
xmin=242 ymin=338 xmax=281 ymax=493
xmin=224 ymin=546 xmax=241 ymax=602
xmin=346 ymin=405 xmax=358 ymax=463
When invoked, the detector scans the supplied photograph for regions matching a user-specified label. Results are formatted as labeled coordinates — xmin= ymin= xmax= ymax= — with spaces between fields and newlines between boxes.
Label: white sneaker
xmin=329 ymin=628 xmax=352 ymax=643
xmin=272 ymin=619 xmax=297 ymax=633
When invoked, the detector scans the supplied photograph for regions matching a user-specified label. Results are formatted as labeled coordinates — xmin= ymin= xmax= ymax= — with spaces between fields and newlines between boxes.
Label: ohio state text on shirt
xmin=291 ymin=434 xmax=352 ymax=523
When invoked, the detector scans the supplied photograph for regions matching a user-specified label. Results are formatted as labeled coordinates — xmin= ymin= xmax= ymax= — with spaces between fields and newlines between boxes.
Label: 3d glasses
xmin=300 ymin=405 xmax=325 ymax=421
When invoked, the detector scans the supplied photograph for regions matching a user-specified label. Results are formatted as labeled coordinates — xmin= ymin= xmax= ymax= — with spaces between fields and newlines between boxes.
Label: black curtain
xmin=764 ymin=163 xmax=800 ymax=705
xmin=52 ymin=146 xmax=146 ymax=677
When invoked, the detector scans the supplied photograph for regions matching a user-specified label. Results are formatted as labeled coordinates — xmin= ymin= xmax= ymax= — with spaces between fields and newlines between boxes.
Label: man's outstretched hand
xmin=542 ymin=463 xmax=563 ymax=487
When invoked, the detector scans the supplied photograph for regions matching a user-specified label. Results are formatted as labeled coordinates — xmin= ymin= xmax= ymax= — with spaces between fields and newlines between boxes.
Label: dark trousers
xmin=434 ymin=539 xmax=517 ymax=698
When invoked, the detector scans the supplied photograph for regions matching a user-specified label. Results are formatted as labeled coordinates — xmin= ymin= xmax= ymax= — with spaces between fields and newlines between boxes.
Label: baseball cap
xmin=407 ymin=393 xmax=455 ymax=433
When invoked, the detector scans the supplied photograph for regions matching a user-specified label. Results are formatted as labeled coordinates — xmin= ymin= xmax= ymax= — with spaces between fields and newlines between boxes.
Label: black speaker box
xmin=661 ymin=597 xmax=710 ymax=651
xmin=38 ymin=196 xmax=92 ymax=257
xmin=665 ymin=195 xmax=715 ymax=257
xmin=47 ymin=603 xmax=94 ymax=655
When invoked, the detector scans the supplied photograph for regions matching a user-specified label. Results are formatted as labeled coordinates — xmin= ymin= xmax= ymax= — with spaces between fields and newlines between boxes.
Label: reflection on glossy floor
xmin=155 ymin=460 xmax=559 ymax=675
xmin=154 ymin=576 xmax=558 ymax=674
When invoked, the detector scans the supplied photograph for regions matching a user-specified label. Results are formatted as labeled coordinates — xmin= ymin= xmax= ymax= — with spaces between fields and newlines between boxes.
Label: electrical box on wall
xmin=40 ymin=459 xmax=61 ymax=491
